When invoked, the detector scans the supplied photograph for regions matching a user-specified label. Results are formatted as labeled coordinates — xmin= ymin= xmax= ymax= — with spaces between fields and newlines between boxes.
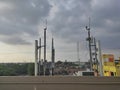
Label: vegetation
xmin=0 ymin=63 xmax=34 ymax=76
xmin=0 ymin=61 xmax=89 ymax=76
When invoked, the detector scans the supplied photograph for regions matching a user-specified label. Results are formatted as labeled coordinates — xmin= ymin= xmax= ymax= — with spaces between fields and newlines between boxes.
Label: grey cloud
xmin=0 ymin=0 xmax=119 ymax=50
xmin=49 ymin=0 xmax=120 ymax=49
xmin=49 ymin=0 xmax=92 ymax=44
xmin=90 ymin=0 xmax=120 ymax=49
xmin=0 ymin=36 xmax=31 ymax=45
xmin=100 ymin=35 xmax=120 ymax=49
xmin=0 ymin=0 xmax=51 ymax=45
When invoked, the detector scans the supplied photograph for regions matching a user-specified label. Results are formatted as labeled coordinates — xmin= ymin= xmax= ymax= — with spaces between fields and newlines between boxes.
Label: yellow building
xmin=102 ymin=54 xmax=120 ymax=76
xmin=115 ymin=61 xmax=120 ymax=76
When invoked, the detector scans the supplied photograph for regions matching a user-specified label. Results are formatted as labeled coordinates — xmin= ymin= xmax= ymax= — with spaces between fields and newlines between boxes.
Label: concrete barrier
xmin=0 ymin=76 xmax=120 ymax=90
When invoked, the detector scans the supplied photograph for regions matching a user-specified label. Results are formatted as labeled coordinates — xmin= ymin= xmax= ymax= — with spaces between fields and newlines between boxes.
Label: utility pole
xmin=97 ymin=40 xmax=103 ymax=76
xmin=38 ymin=38 xmax=41 ymax=75
xmin=86 ymin=18 xmax=93 ymax=71
xmin=35 ymin=40 xmax=38 ymax=76
xmin=93 ymin=38 xmax=98 ymax=71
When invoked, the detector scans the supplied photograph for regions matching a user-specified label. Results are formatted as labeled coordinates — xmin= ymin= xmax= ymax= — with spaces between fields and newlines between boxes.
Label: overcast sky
xmin=0 ymin=0 xmax=120 ymax=63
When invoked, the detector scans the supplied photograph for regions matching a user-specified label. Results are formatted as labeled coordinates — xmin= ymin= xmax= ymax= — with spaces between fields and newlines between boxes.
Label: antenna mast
xmin=77 ymin=42 xmax=80 ymax=68
xmin=43 ymin=19 xmax=47 ymax=76
xmin=86 ymin=17 xmax=93 ymax=71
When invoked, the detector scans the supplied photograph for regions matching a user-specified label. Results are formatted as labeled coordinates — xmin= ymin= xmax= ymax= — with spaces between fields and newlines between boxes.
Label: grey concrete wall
xmin=0 ymin=76 xmax=120 ymax=90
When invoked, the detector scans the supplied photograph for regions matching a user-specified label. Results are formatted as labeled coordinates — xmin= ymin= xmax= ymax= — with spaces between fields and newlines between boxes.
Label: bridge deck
xmin=0 ymin=76 xmax=120 ymax=90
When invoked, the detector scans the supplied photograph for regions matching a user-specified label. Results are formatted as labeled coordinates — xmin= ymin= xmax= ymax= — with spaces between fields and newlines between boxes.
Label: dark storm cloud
xmin=49 ymin=0 xmax=120 ymax=49
xmin=0 ymin=0 xmax=51 ymax=45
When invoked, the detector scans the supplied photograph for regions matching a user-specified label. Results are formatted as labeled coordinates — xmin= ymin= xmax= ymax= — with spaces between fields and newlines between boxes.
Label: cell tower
xmin=34 ymin=20 xmax=47 ymax=76
xmin=85 ymin=17 xmax=93 ymax=71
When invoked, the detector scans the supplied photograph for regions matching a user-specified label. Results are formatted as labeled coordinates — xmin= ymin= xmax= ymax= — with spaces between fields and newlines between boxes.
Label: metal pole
xmin=51 ymin=38 xmax=53 ymax=76
xmin=86 ymin=18 xmax=92 ymax=71
xmin=35 ymin=40 xmax=38 ymax=76
xmin=52 ymin=48 xmax=55 ymax=75
xmin=77 ymin=42 xmax=80 ymax=68
xmin=88 ymin=28 xmax=92 ymax=71
xmin=38 ymin=38 xmax=41 ymax=75
xmin=44 ymin=29 xmax=46 ymax=76
xmin=39 ymin=38 xmax=41 ymax=62
xmin=97 ymin=40 xmax=103 ymax=76
xmin=51 ymin=38 xmax=55 ymax=75
xmin=94 ymin=38 xmax=98 ymax=71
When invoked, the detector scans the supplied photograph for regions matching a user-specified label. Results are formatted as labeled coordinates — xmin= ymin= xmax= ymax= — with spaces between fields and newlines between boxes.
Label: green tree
xmin=27 ymin=63 xmax=34 ymax=75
